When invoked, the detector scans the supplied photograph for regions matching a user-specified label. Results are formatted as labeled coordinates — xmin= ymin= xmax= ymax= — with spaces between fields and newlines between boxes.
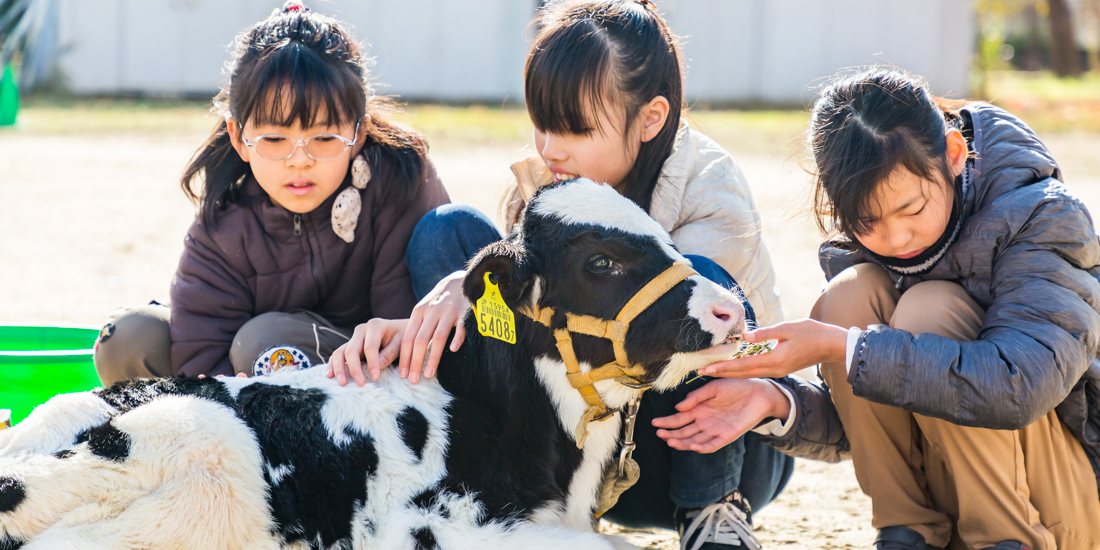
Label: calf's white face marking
xmin=531 ymin=179 xmax=685 ymax=264
xmin=530 ymin=179 xmax=747 ymax=387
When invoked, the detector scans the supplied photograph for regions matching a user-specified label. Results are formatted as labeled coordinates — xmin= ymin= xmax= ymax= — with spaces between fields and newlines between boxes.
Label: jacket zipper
xmin=301 ymin=215 xmax=323 ymax=297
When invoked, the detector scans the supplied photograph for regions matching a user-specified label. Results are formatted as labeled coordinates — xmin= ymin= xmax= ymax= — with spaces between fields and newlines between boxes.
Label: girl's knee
xmin=229 ymin=312 xmax=294 ymax=374
xmin=410 ymin=205 xmax=499 ymax=247
xmin=892 ymin=281 xmax=984 ymax=340
xmin=93 ymin=305 xmax=172 ymax=384
xmin=812 ymin=263 xmax=898 ymax=324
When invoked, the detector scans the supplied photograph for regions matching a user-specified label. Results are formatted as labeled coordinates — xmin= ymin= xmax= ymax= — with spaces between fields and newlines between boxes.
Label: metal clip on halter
xmin=618 ymin=398 xmax=641 ymax=477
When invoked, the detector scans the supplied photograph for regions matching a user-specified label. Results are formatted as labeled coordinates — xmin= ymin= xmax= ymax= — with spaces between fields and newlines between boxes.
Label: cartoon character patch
xmin=253 ymin=345 xmax=311 ymax=377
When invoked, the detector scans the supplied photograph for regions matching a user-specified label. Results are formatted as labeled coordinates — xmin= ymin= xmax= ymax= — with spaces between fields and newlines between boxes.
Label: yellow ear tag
xmin=475 ymin=272 xmax=517 ymax=344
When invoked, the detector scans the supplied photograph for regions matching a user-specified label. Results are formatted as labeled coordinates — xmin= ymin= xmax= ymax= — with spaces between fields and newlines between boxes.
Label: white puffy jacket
xmin=504 ymin=122 xmax=783 ymax=327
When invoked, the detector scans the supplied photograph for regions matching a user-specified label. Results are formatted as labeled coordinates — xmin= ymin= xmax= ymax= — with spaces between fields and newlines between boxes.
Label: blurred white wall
xmin=666 ymin=0 xmax=974 ymax=104
xmin=55 ymin=0 xmax=973 ymax=103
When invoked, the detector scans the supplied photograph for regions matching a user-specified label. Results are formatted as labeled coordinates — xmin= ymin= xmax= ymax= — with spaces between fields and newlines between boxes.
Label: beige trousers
xmin=812 ymin=264 xmax=1100 ymax=550
xmin=93 ymin=304 xmax=351 ymax=384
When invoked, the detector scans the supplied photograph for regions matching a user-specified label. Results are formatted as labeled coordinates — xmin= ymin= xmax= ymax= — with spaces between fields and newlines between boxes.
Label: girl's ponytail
xmin=181 ymin=119 xmax=249 ymax=228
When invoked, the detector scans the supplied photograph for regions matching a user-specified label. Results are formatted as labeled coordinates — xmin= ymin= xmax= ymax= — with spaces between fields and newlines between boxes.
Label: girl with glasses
xmin=91 ymin=1 xmax=478 ymax=382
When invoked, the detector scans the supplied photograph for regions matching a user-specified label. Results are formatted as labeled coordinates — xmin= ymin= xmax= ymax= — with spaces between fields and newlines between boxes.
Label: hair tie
xmin=635 ymin=0 xmax=653 ymax=8
xmin=283 ymin=1 xmax=308 ymax=13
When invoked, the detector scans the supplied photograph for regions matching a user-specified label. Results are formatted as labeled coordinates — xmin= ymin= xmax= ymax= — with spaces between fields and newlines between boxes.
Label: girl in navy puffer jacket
xmin=655 ymin=69 xmax=1100 ymax=550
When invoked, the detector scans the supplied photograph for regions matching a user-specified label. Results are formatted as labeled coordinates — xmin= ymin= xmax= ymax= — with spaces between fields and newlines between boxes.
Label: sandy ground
xmin=3 ymin=127 xmax=1099 ymax=549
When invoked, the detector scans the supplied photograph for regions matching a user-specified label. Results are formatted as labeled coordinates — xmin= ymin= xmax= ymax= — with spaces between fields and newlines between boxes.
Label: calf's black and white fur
xmin=0 ymin=179 xmax=747 ymax=550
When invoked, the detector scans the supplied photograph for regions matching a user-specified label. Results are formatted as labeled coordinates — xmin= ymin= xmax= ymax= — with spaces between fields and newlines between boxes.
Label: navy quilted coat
xmin=764 ymin=104 xmax=1100 ymax=488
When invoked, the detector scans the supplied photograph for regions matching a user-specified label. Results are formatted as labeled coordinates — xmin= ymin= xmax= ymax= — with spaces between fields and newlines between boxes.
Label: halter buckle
xmin=618 ymin=398 xmax=641 ymax=476
xmin=616 ymin=377 xmax=653 ymax=390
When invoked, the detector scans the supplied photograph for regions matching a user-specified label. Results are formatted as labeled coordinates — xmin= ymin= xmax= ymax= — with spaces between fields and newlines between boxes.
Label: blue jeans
xmin=405 ymin=204 xmax=503 ymax=300
xmin=405 ymin=206 xmax=793 ymax=527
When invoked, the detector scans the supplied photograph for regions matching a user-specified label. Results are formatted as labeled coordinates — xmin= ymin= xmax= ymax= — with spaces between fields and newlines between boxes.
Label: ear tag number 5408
xmin=476 ymin=272 xmax=516 ymax=344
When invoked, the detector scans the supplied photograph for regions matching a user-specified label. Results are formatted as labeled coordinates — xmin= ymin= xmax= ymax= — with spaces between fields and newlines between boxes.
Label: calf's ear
xmin=463 ymin=240 xmax=531 ymax=307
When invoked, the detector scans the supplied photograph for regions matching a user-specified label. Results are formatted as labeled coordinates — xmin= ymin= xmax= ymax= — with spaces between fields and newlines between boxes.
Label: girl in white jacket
xmin=333 ymin=2 xmax=792 ymax=549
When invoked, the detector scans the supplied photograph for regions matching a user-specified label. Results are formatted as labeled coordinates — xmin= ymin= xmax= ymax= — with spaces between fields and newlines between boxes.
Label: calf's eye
xmin=586 ymin=256 xmax=615 ymax=274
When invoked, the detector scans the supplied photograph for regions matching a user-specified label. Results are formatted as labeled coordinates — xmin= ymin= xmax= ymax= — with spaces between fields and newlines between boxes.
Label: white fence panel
xmin=56 ymin=0 xmax=972 ymax=102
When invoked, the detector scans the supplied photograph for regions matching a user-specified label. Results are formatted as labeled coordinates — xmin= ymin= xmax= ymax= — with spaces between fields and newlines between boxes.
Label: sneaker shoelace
xmin=680 ymin=500 xmax=762 ymax=550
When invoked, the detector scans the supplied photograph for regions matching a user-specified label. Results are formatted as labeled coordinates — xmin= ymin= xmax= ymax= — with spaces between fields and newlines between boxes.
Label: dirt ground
xmin=3 ymin=121 xmax=1100 ymax=549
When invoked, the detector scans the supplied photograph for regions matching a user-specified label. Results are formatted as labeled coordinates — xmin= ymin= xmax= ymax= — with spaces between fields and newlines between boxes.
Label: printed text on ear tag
xmin=476 ymin=272 xmax=516 ymax=344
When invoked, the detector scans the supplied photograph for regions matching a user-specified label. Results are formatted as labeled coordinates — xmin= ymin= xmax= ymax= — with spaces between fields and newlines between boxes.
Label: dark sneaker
xmin=875 ymin=526 xmax=945 ymax=550
xmin=674 ymin=490 xmax=762 ymax=550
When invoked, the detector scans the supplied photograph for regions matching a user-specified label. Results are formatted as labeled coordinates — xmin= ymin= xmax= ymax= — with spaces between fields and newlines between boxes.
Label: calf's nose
xmin=709 ymin=300 xmax=746 ymax=337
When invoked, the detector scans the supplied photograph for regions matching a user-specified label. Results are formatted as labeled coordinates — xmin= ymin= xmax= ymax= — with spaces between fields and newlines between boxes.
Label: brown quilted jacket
xmin=168 ymin=165 xmax=449 ymax=377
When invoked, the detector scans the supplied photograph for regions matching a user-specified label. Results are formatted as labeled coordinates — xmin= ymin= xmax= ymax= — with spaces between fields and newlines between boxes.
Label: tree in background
xmin=1048 ymin=0 xmax=1082 ymax=76
xmin=975 ymin=0 xmax=1097 ymax=85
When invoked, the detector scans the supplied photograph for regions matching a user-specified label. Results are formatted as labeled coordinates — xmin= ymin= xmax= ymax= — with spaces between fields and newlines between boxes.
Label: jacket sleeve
xmin=850 ymin=183 xmax=1100 ymax=430
xmin=819 ymin=237 xmax=869 ymax=282
xmin=368 ymin=161 xmax=450 ymax=320
xmin=169 ymin=223 xmax=255 ymax=378
xmin=672 ymin=173 xmax=784 ymax=327
xmin=757 ymin=375 xmax=850 ymax=462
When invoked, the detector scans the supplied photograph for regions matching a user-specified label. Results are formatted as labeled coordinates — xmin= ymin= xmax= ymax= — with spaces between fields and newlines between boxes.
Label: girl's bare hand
xmin=399 ymin=271 xmax=470 ymax=384
xmin=698 ymin=319 xmax=849 ymax=379
xmin=327 ymin=318 xmax=408 ymax=386
xmin=652 ymin=379 xmax=791 ymax=453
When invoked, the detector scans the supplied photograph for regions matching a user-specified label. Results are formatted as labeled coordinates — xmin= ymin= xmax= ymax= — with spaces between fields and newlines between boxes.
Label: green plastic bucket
xmin=0 ymin=326 xmax=102 ymax=424
xmin=0 ymin=62 xmax=17 ymax=127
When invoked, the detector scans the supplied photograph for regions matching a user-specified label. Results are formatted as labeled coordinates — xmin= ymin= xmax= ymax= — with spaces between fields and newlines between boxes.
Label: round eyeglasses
xmin=239 ymin=121 xmax=360 ymax=161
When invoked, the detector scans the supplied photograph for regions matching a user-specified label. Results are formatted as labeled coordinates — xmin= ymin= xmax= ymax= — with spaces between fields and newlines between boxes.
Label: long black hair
xmin=524 ymin=0 xmax=684 ymax=214
xmin=810 ymin=68 xmax=967 ymax=237
xmin=182 ymin=1 xmax=427 ymax=228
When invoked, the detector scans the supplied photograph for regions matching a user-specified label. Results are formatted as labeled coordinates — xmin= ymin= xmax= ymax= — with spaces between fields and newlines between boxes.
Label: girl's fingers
xmin=375 ymin=335 xmax=402 ymax=381
xmin=358 ymin=326 xmax=388 ymax=386
xmin=407 ymin=317 xmax=438 ymax=383
xmin=667 ymin=433 xmax=718 ymax=452
xmin=675 ymin=383 xmax=718 ymax=411
xmin=690 ymin=435 xmax=727 ymax=454
xmin=698 ymin=353 xmax=775 ymax=377
xmin=655 ymin=422 xmax=703 ymax=441
xmin=345 ymin=329 xmax=367 ymax=386
xmin=329 ymin=347 xmax=345 ymax=383
xmin=742 ymin=327 xmax=776 ymax=343
xmin=450 ymin=322 xmax=466 ymax=353
xmin=423 ymin=313 xmax=457 ymax=379
xmin=399 ymin=315 xmax=425 ymax=379
xmin=652 ymin=410 xmax=695 ymax=430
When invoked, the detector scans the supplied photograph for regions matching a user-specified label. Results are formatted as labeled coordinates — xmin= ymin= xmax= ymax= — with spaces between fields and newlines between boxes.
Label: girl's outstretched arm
xmin=653 ymin=378 xmax=790 ymax=453
xmin=699 ymin=320 xmax=849 ymax=379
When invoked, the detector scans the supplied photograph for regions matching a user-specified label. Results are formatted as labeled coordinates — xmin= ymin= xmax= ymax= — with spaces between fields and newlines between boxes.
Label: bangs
xmin=233 ymin=41 xmax=365 ymax=129
xmin=525 ymin=20 xmax=618 ymax=136
xmin=821 ymin=130 xmax=950 ymax=236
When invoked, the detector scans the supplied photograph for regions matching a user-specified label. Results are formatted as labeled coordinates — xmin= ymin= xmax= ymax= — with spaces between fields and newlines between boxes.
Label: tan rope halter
xmin=520 ymin=261 xmax=698 ymax=448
